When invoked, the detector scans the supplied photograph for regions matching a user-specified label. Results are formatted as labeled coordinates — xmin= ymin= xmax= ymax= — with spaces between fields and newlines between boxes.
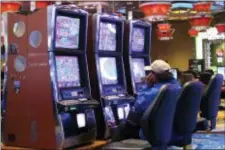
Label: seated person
xmin=183 ymin=70 xmax=199 ymax=80
xmin=113 ymin=60 xmax=181 ymax=140
xmin=179 ymin=73 xmax=194 ymax=86
xmin=178 ymin=70 xmax=199 ymax=86
xmin=200 ymin=72 xmax=212 ymax=85
xmin=205 ymin=69 xmax=214 ymax=76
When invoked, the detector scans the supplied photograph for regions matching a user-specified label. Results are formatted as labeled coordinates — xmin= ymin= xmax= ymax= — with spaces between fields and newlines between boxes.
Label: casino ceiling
xmin=75 ymin=1 xmax=225 ymax=20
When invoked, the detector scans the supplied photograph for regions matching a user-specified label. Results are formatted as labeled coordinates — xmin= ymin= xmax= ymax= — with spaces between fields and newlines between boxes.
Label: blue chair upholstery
xmin=197 ymin=74 xmax=223 ymax=130
xmin=169 ymin=81 xmax=203 ymax=147
xmin=103 ymin=84 xmax=180 ymax=150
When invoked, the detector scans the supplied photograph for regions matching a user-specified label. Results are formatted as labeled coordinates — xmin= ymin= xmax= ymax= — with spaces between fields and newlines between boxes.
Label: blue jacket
xmin=132 ymin=79 xmax=181 ymax=139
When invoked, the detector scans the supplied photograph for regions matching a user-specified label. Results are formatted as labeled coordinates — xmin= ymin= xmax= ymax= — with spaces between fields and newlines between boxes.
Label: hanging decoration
xmin=156 ymin=23 xmax=175 ymax=40
xmin=189 ymin=15 xmax=212 ymax=31
xmin=30 ymin=1 xmax=52 ymax=11
xmin=193 ymin=2 xmax=212 ymax=14
xmin=139 ymin=2 xmax=171 ymax=22
xmin=35 ymin=1 xmax=52 ymax=9
xmin=188 ymin=28 xmax=199 ymax=37
xmin=215 ymin=24 xmax=225 ymax=34
xmin=188 ymin=1 xmax=213 ymax=34
xmin=1 ymin=2 xmax=22 ymax=13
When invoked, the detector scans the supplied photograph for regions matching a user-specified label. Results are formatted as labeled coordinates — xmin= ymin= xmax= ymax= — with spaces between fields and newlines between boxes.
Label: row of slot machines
xmin=2 ymin=5 xmax=151 ymax=149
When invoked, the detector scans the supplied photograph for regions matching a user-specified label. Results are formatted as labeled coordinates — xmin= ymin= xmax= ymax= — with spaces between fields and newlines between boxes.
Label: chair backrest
xmin=140 ymin=84 xmax=180 ymax=146
xmin=201 ymin=74 xmax=223 ymax=120
xmin=173 ymin=81 xmax=203 ymax=134
xmin=200 ymin=72 xmax=212 ymax=85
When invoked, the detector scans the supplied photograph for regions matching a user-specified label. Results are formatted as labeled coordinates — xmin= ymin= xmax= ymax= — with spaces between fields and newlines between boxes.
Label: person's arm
xmin=126 ymin=94 xmax=145 ymax=126
xmin=127 ymin=90 xmax=158 ymax=126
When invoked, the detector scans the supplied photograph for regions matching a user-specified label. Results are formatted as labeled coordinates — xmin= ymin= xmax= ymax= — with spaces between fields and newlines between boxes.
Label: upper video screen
xmin=99 ymin=57 xmax=118 ymax=85
xmin=99 ymin=22 xmax=117 ymax=51
xmin=131 ymin=27 xmax=145 ymax=52
xmin=132 ymin=58 xmax=146 ymax=83
xmin=56 ymin=56 xmax=81 ymax=88
xmin=55 ymin=16 xmax=80 ymax=49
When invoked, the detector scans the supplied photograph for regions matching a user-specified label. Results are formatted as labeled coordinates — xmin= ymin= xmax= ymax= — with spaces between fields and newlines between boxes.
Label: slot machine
xmin=87 ymin=13 xmax=135 ymax=138
xmin=3 ymin=5 xmax=98 ymax=149
xmin=124 ymin=20 xmax=152 ymax=96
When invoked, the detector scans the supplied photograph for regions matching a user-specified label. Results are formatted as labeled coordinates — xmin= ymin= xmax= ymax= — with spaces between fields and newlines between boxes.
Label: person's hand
xmin=147 ymin=73 xmax=155 ymax=86
xmin=142 ymin=73 xmax=155 ymax=86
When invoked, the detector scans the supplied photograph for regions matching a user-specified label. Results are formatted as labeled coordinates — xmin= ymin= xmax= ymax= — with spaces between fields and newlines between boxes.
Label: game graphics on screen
xmin=131 ymin=27 xmax=145 ymax=52
xmin=56 ymin=56 xmax=80 ymax=88
xmin=55 ymin=16 xmax=80 ymax=49
xmin=132 ymin=58 xmax=146 ymax=83
xmin=99 ymin=57 xmax=118 ymax=85
xmin=99 ymin=22 xmax=117 ymax=51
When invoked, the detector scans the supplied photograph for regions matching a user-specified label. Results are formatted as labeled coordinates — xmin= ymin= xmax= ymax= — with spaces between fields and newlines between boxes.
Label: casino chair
xmin=196 ymin=74 xmax=224 ymax=131
xmin=168 ymin=81 xmax=203 ymax=148
xmin=102 ymin=84 xmax=180 ymax=150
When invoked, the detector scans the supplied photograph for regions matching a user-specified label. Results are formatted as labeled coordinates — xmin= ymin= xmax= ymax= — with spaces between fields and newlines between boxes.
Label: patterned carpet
xmin=169 ymin=111 xmax=225 ymax=149
xmin=192 ymin=133 xmax=225 ymax=149
xmin=169 ymin=133 xmax=225 ymax=149
xmin=197 ymin=111 xmax=225 ymax=133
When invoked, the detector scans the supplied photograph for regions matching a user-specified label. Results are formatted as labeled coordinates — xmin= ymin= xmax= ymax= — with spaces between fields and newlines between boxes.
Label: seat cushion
xmin=103 ymin=139 xmax=151 ymax=150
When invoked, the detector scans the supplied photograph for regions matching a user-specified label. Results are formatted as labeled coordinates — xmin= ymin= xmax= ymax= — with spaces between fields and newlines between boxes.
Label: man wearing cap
xmin=114 ymin=60 xmax=181 ymax=140
xmin=137 ymin=59 xmax=181 ymax=139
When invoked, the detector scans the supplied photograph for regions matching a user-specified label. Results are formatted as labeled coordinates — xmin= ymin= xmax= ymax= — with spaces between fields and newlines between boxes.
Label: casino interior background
xmin=1 ymin=1 xmax=225 ymax=150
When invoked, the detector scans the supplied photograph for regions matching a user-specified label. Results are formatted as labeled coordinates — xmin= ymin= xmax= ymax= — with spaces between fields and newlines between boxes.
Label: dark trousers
xmin=111 ymin=121 xmax=140 ymax=141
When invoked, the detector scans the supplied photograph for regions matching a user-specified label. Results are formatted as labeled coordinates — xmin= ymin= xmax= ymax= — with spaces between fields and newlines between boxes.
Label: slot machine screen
xmin=132 ymin=58 xmax=146 ymax=83
xmin=170 ymin=69 xmax=178 ymax=79
xmin=56 ymin=56 xmax=81 ymax=87
xmin=76 ymin=113 xmax=86 ymax=128
xmin=99 ymin=57 xmax=118 ymax=85
xmin=55 ymin=16 xmax=80 ymax=49
xmin=131 ymin=27 xmax=145 ymax=52
xmin=217 ymin=67 xmax=225 ymax=80
xmin=99 ymin=22 xmax=117 ymax=51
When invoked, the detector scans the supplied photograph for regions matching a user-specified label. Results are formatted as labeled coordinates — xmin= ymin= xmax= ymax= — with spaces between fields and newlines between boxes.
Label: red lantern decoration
xmin=1 ymin=2 xmax=22 ymax=13
xmin=139 ymin=2 xmax=171 ymax=22
xmin=157 ymin=23 xmax=171 ymax=31
xmin=193 ymin=2 xmax=212 ymax=13
xmin=32 ymin=1 xmax=52 ymax=9
xmin=189 ymin=15 xmax=212 ymax=31
xmin=188 ymin=28 xmax=199 ymax=37
xmin=156 ymin=23 xmax=175 ymax=40
xmin=156 ymin=30 xmax=174 ymax=40
xmin=215 ymin=24 xmax=225 ymax=34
